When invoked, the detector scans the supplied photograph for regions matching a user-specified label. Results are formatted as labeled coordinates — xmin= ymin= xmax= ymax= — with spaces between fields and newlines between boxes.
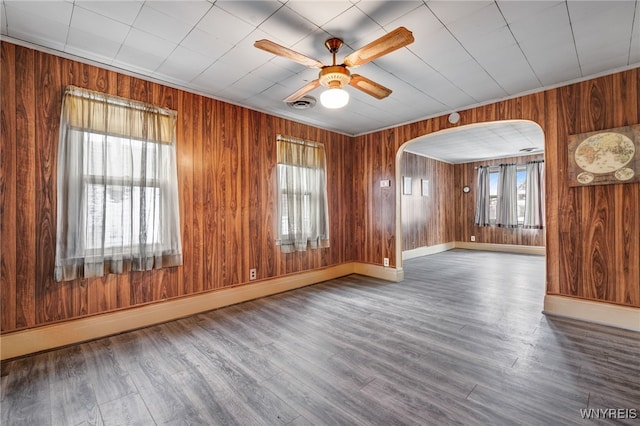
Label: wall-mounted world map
xmin=568 ymin=124 xmax=639 ymax=187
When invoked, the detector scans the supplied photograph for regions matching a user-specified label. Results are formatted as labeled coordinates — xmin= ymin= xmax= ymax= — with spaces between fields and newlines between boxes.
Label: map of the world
xmin=568 ymin=125 xmax=639 ymax=187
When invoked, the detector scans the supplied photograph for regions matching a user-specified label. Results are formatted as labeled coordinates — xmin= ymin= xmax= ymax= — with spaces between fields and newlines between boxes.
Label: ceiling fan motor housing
xmin=319 ymin=65 xmax=351 ymax=88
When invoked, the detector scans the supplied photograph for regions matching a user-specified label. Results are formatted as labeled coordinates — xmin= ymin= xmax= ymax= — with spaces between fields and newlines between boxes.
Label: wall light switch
xmin=380 ymin=179 xmax=391 ymax=187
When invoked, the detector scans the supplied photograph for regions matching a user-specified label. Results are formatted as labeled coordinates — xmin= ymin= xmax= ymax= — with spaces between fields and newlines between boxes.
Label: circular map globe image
xmin=574 ymin=132 xmax=635 ymax=174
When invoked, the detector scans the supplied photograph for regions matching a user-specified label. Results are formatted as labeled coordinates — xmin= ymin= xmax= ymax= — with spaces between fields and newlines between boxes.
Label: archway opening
xmin=394 ymin=120 xmax=545 ymax=270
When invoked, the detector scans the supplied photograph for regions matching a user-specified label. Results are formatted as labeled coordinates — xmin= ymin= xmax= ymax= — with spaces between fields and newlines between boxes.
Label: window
xmin=276 ymin=135 xmax=329 ymax=253
xmin=516 ymin=165 xmax=526 ymax=225
xmin=83 ymin=134 xmax=162 ymax=254
xmin=475 ymin=160 xmax=544 ymax=229
xmin=55 ymin=86 xmax=182 ymax=281
xmin=488 ymin=167 xmax=499 ymax=224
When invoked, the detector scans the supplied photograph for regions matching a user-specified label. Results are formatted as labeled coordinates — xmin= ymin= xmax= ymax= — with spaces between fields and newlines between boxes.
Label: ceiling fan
xmin=254 ymin=27 xmax=414 ymax=108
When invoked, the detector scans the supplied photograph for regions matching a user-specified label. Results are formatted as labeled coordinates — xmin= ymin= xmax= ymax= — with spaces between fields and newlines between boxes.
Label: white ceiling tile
xmin=4 ymin=5 xmax=69 ymax=50
xmin=508 ymin=2 xmax=570 ymax=45
xmin=408 ymin=70 xmax=476 ymax=109
xmin=197 ymin=5 xmax=256 ymax=47
xmin=2 ymin=0 xmax=635 ymax=136
xmin=190 ymin=60 xmax=243 ymax=94
xmin=631 ymin=6 xmax=640 ymax=64
xmin=1 ymin=3 xmax=8 ymax=34
xmin=266 ymin=54 xmax=309 ymax=75
xmin=180 ymin=27 xmax=233 ymax=61
xmin=253 ymin=60 xmax=296 ymax=84
xmin=70 ymin=6 xmax=130 ymax=44
xmin=287 ymin=29 xmax=335 ymax=65
xmin=65 ymin=27 xmax=122 ymax=63
xmin=74 ymin=1 xmax=143 ymax=26
xmin=145 ymin=0 xmax=212 ymax=26
xmin=320 ymin=4 xmax=380 ymax=44
xmin=459 ymin=26 xmax=514 ymax=59
xmin=230 ymin=72 xmax=275 ymax=97
xmin=567 ymin=0 xmax=628 ymax=23
xmin=389 ymin=82 xmax=447 ymax=113
xmin=278 ymin=68 xmax=322 ymax=93
xmin=154 ymin=45 xmax=215 ymax=83
xmin=535 ymin=65 xmax=582 ymax=88
xmin=519 ymin=37 xmax=580 ymax=84
xmin=122 ymin=28 xmax=177 ymax=58
xmin=571 ymin=2 xmax=635 ymax=63
xmin=443 ymin=59 xmax=507 ymax=101
xmin=408 ymin=25 xmax=468 ymax=69
xmin=112 ymin=46 xmax=167 ymax=74
xmin=215 ymin=0 xmax=282 ymax=27
xmin=355 ymin=1 xmax=423 ymax=27
xmin=132 ymin=4 xmax=193 ymax=43
xmin=580 ymin=53 xmax=631 ymax=77
xmin=498 ymin=0 xmax=562 ymax=24
xmin=576 ymin=35 xmax=630 ymax=66
xmin=287 ymin=1 xmax=354 ymax=27
xmin=248 ymin=84 xmax=295 ymax=108
xmin=388 ymin=4 xmax=441 ymax=37
xmin=447 ymin=2 xmax=506 ymax=40
xmin=258 ymin=4 xmax=317 ymax=45
xmin=3 ymin=0 xmax=72 ymax=25
xmin=407 ymin=121 xmax=544 ymax=164
xmin=117 ymin=28 xmax=178 ymax=72
xmin=477 ymin=45 xmax=540 ymax=95
xmin=426 ymin=1 xmax=492 ymax=25
xmin=218 ymin=33 xmax=273 ymax=75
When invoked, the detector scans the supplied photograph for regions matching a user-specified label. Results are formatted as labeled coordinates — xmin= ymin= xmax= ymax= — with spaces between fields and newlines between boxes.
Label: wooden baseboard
xmin=454 ymin=241 xmax=545 ymax=255
xmin=543 ymin=295 xmax=640 ymax=332
xmin=402 ymin=242 xmax=455 ymax=260
xmin=0 ymin=262 xmax=400 ymax=360
xmin=353 ymin=262 xmax=404 ymax=282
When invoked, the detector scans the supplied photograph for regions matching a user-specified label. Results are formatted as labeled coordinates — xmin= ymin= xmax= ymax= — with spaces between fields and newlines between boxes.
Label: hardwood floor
xmin=2 ymin=250 xmax=639 ymax=425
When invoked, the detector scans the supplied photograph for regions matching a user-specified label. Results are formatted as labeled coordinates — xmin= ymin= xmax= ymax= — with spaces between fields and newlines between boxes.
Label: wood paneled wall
xmin=400 ymin=152 xmax=455 ymax=251
xmin=0 ymin=43 xmax=354 ymax=333
xmin=1 ymin=42 xmax=638 ymax=335
xmin=454 ymin=154 xmax=546 ymax=246
xmin=353 ymin=69 xmax=639 ymax=308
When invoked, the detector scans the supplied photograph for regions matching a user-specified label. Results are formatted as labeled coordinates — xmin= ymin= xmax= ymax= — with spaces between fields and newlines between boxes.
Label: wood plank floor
xmin=2 ymin=249 xmax=639 ymax=425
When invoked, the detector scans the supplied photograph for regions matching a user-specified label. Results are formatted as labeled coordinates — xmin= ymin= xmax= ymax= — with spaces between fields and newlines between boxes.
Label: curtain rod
xmin=474 ymin=158 xmax=544 ymax=169
xmin=64 ymin=85 xmax=177 ymax=117
xmin=277 ymin=134 xmax=322 ymax=148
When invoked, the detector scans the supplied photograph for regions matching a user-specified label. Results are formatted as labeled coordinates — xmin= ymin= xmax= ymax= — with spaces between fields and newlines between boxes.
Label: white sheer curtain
xmin=276 ymin=135 xmax=329 ymax=253
xmin=496 ymin=163 xmax=518 ymax=227
xmin=474 ymin=166 xmax=491 ymax=226
xmin=524 ymin=160 xmax=545 ymax=228
xmin=55 ymin=86 xmax=182 ymax=281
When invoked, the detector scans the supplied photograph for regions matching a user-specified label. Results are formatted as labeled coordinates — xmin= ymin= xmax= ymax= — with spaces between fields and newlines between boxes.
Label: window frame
xmin=488 ymin=164 xmax=529 ymax=227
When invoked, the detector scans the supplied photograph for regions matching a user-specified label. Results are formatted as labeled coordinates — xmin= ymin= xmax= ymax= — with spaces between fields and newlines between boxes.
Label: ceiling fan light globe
xmin=320 ymin=88 xmax=349 ymax=109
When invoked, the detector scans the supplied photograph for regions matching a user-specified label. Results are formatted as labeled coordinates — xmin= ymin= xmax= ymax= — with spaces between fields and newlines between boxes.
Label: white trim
xmin=544 ymin=295 xmax=640 ymax=332
xmin=403 ymin=242 xmax=455 ymax=260
xmin=0 ymin=262 xmax=401 ymax=360
xmin=454 ymin=241 xmax=545 ymax=255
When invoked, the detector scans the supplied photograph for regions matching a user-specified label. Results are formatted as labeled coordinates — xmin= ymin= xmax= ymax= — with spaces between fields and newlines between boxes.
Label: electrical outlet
xmin=383 ymin=257 xmax=389 ymax=267
xmin=249 ymin=268 xmax=257 ymax=280
xmin=470 ymin=236 xmax=476 ymax=242
xmin=380 ymin=179 xmax=391 ymax=187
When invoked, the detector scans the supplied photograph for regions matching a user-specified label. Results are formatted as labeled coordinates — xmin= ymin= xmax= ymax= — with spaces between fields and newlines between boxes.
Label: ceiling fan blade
xmin=343 ymin=27 xmax=414 ymax=68
xmin=283 ymin=79 xmax=321 ymax=103
xmin=254 ymin=39 xmax=324 ymax=69
xmin=349 ymin=74 xmax=392 ymax=99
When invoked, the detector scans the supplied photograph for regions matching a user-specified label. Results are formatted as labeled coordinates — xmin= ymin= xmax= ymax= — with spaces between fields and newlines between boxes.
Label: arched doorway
xmin=393 ymin=120 xmax=545 ymax=270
